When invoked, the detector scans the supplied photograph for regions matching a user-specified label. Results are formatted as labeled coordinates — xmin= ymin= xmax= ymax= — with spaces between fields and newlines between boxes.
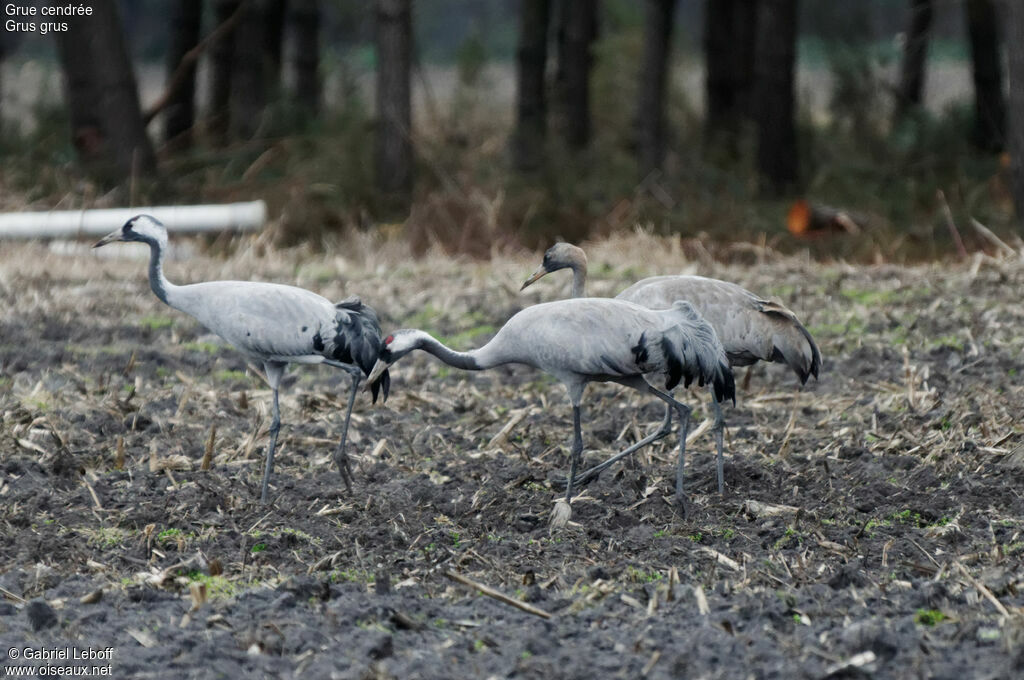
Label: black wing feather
xmin=331 ymin=297 xmax=391 ymax=403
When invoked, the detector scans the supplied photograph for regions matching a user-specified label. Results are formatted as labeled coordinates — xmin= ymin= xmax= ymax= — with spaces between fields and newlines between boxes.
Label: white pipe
xmin=0 ymin=201 xmax=267 ymax=239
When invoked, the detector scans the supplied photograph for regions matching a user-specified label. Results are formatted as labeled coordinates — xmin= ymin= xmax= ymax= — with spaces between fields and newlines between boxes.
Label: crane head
xmin=521 ymin=242 xmax=587 ymax=290
xmin=93 ymin=215 xmax=166 ymax=248
xmin=364 ymin=330 xmax=425 ymax=389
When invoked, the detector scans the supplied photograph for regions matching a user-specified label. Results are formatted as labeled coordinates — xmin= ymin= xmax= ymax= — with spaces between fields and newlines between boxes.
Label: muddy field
xmin=2 ymin=233 xmax=1024 ymax=679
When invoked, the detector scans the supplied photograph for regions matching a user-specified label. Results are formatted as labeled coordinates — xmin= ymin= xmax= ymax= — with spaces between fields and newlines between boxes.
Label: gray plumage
xmin=366 ymin=297 xmax=735 ymax=516
xmin=522 ymin=242 xmax=821 ymax=493
xmin=616 ymin=275 xmax=821 ymax=383
xmin=93 ymin=215 xmax=389 ymax=503
xmin=524 ymin=243 xmax=821 ymax=382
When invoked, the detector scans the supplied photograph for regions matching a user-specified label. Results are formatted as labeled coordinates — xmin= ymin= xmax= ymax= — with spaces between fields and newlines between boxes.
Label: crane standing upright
xmin=93 ymin=215 xmax=390 ymax=503
xmin=522 ymin=243 xmax=821 ymax=492
xmin=366 ymin=297 xmax=735 ymax=520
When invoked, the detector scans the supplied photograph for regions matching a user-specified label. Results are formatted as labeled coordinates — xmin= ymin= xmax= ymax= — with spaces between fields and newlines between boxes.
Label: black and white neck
xmin=395 ymin=330 xmax=508 ymax=371
xmin=140 ymin=232 xmax=180 ymax=307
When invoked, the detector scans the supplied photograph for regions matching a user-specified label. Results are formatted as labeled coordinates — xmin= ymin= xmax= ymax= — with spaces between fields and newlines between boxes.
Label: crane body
xmin=522 ymin=243 xmax=820 ymax=493
xmin=367 ymin=297 xmax=734 ymax=518
xmin=93 ymin=215 xmax=389 ymax=503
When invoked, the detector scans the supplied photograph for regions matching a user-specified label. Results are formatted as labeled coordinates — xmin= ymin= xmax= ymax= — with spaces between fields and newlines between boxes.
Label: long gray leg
xmin=564 ymin=405 xmax=584 ymax=502
xmin=711 ymin=389 xmax=725 ymax=495
xmin=674 ymin=402 xmax=692 ymax=517
xmin=563 ymin=404 xmax=673 ymax=488
xmin=260 ymin=362 xmax=286 ymax=504
xmin=642 ymin=385 xmax=692 ymax=517
xmin=333 ymin=370 xmax=361 ymax=493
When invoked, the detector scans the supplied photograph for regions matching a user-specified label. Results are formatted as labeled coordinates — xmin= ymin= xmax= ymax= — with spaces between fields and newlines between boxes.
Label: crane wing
xmin=636 ymin=301 xmax=735 ymax=403
xmin=331 ymin=296 xmax=390 ymax=403
xmin=617 ymin=275 xmax=820 ymax=383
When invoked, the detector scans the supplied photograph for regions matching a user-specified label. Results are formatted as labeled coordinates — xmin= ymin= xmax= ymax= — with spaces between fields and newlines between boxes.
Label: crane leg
xmin=641 ymin=385 xmax=692 ymax=518
xmin=332 ymin=370 xmax=361 ymax=493
xmin=711 ymin=392 xmax=726 ymax=495
xmin=260 ymin=362 xmax=286 ymax=504
xmin=673 ymin=403 xmax=692 ymax=519
xmin=560 ymin=405 xmax=672 ymax=489
xmin=564 ymin=405 xmax=584 ymax=503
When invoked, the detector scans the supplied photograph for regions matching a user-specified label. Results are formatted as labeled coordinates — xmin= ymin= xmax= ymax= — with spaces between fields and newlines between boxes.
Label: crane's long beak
xmin=364 ymin=358 xmax=390 ymax=391
xmin=520 ymin=264 xmax=549 ymax=290
xmin=92 ymin=229 xmax=123 ymax=249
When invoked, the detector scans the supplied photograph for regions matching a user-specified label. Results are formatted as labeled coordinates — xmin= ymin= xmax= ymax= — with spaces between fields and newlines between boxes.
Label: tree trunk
xmin=704 ymin=0 xmax=735 ymax=140
xmin=1006 ymin=1 xmax=1024 ymax=231
xmin=705 ymin=0 xmax=759 ymax=150
xmin=965 ymin=0 xmax=1004 ymax=152
xmin=895 ymin=0 xmax=932 ymax=121
xmin=754 ymin=0 xmax=798 ymax=195
xmin=163 ymin=0 xmax=203 ymax=149
xmin=209 ymin=0 xmax=240 ymax=144
xmin=231 ymin=0 xmax=269 ymax=139
xmin=733 ymin=0 xmax=759 ymax=120
xmin=288 ymin=0 xmax=320 ymax=116
xmin=555 ymin=0 xmax=597 ymax=150
xmin=54 ymin=1 xmax=156 ymax=180
xmin=264 ymin=0 xmax=287 ymax=99
xmin=375 ymin=0 xmax=413 ymax=211
xmin=512 ymin=0 xmax=551 ymax=172
xmin=0 ymin=44 xmax=4 ymax=137
xmin=636 ymin=0 xmax=676 ymax=175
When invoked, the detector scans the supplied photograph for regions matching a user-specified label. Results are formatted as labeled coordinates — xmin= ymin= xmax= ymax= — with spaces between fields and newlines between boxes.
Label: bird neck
xmin=143 ymin=235 xmax=178 ymax=306
xmin=569 ymin=264 xmax=587 ymax=298
xmin=417 ymin=333 xmax=490 ymax=371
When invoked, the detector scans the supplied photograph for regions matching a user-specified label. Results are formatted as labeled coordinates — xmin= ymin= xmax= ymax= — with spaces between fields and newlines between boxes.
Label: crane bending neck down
xmin=366 ymin=298 xmax=736 ymax=519
xmin=366 ymin=329 xmax=494 ymax=382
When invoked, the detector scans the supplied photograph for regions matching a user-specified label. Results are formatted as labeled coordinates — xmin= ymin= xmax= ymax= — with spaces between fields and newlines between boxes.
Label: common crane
xmin=93 ymin=215 xmax=390 ymax=503
xmin=365 ymin=298 xmax=734 ymax=519
xmin=522 ymin=242 xmax=821 ymax=493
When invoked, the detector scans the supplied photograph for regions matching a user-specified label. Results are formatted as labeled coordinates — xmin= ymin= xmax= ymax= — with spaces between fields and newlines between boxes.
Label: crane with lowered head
xmin=365 ymin=297 xmax=735 ymax=521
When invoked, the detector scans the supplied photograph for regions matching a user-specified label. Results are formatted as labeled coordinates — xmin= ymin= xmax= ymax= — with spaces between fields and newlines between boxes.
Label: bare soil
xmin=2 ymin=234 xmax=1024 ymax=679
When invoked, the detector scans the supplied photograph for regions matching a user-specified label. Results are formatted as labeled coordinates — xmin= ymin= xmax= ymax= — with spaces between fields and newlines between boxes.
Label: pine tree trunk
xmin=636 ymin=0 xmax=676 ymax=174
xmin=231 ymin=0 xmax=269 ymax=139
xmin=54 ymin=1 xmax=156 ymax=180
xmin=375 ymin=0 xmax=413 ymax=211
xmin=512 ymin=0 xmax=551 ymax=172
xmin=705 ymin=0 xmax=759 ymax=150
xmin=733 ymin=0 xmax=759 ymax=120
xmin=754 ymin=0 xmax=798 ymax=195
xmin=209 ymin=0 xmax=240 ymax=144
xmin=966 ymin=0 xmax=1005 ymax=152
xmin=0 ymin=44 xmax=5 ymax=137
xmin=556 ymin=0 xmax=597 ymax=150
xmin=1006 ymin=0 xmax=1024 ymax=231
xmin=895 ymin=0 xmax=932 ymax=120
xmin=163 ymin=0 xmax=203 ymax=149
xmin=704 ymin=0 xmax=735 ymax=140
xmin=264 ymin=0 xmax=287 ymax=99
xmin=288 ymin=0 xmax=320 ymax=116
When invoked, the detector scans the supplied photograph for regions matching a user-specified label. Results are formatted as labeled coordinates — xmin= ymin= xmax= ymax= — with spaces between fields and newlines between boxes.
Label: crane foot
xmin=673 ymin=493 xmax=692 ymax=521
xmin=334 ymin=450 xmax=355 ymax=493
xmin=549 ymin=498 xmax=572 ymax=530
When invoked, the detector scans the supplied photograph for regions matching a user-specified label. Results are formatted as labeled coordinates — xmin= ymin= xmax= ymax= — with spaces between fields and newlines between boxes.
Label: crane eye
xmin=384 ymin=335 xmax=394 ymax=345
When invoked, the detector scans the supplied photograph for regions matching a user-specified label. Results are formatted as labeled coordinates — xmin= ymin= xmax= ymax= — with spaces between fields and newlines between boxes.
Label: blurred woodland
xmin=2 ymin=0 xmax=1024 ymax=261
